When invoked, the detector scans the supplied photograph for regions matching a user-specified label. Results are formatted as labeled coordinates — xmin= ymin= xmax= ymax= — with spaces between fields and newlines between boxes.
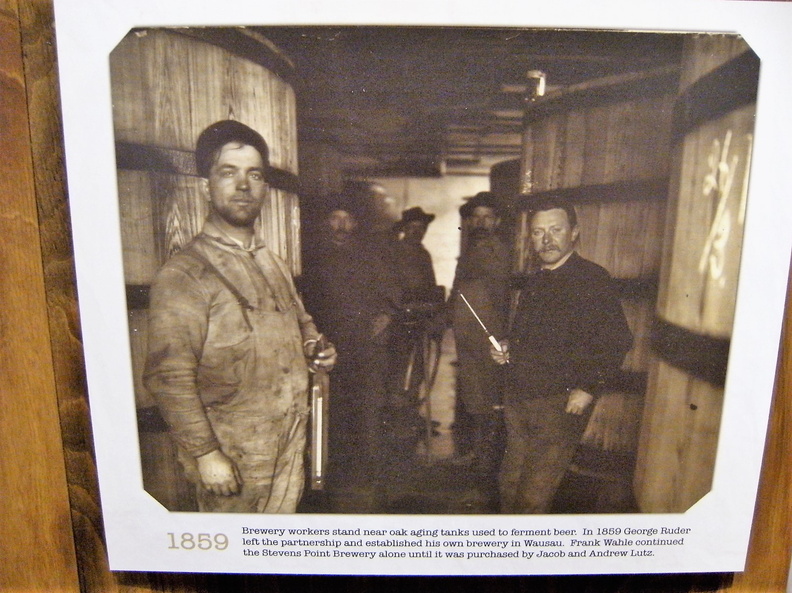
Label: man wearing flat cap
xmin=448 ymin=192 xmax=511 ymax=490
xmin=144 ymin=120 xmax=335 ymax=513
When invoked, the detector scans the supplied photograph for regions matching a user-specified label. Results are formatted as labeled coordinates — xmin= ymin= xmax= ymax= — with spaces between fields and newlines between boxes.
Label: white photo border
xmin=53 ymin=0 xmax=792 ymax=576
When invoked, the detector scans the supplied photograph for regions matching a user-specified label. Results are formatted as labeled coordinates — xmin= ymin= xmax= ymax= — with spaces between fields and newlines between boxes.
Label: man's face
xmin=327 ymin=209 xmax=358 ymax=245
xmin=530 ymin=208 xmax=579 ymax=267
xmin=469 ymin=206 xmax=500 ymax=238
xmin=202 ymin=142 xmax=268 ymax=228
xmin=402 ymin=220 xmax=428 ymax=245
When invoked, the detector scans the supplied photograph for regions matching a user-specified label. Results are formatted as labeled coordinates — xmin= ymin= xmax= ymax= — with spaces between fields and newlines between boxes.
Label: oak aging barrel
xmin=634 ymin=35 xmax=758 ymax=512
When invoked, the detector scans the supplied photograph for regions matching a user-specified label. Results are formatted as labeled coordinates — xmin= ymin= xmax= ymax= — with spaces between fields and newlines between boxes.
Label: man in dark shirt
xmin=388 ymin=207 xmax=443 ymax=443
xmin=392 ymin=206 xmax=438 ymax=303
xmin=491 ymin=196 xmax=632 ymax=513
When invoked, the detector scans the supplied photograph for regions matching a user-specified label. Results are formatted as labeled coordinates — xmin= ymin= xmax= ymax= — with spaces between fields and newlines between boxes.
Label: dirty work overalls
xmin=178 ymin=237 xmax=310 ymax=513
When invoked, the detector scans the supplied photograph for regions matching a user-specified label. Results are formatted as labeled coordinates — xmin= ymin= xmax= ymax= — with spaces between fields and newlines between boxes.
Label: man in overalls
xmin=144 ymin=120 xmax=336 ymax=513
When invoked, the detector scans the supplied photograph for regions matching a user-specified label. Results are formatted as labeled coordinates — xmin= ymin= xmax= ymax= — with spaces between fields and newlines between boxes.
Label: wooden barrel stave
xmin=112 ymin=29 xmax=299 ymax=173
xmin=117 ymin=171 xmax=158 ymax=286
xmin=634 ymin=36 xmax=756 ymax=512
xmin=127 ymin=309 xmax=153 ymax=409
xmin=620 ymin=298 xmax=655 ymax=374
xmin=657 ymin=103 xmax=754 ymax=337
xmin=635 ymin=359 xmax=724 ymax=511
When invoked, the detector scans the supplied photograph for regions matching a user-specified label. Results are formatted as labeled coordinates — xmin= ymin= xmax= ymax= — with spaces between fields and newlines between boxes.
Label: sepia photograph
xmin=53 ymin=0 xmax=792 ymax=576
xmin=114 ymin=26 xmax=756 ymax=517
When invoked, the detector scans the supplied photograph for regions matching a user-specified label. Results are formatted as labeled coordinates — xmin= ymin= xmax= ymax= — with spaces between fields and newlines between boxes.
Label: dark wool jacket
xmin=507 ymin=252 xmax=633 ymax=399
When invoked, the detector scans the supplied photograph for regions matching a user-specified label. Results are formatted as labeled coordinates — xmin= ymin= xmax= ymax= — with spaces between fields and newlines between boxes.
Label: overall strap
xmin=181 ymin=247 xmax=254 ymax=331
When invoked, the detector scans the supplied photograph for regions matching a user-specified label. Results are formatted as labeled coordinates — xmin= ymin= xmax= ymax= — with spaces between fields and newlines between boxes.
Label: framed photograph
xmin=53 ymin=0 xmax=792 ymax=576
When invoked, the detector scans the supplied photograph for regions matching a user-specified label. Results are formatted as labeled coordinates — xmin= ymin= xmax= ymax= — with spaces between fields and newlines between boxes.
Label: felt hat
xmin=322 ymin=192 xmax=366 ymax=220
xmin=459 ymin=191 xmax=499 ymax=218
xmin=395 ymin=206 xmax=435 ymax=229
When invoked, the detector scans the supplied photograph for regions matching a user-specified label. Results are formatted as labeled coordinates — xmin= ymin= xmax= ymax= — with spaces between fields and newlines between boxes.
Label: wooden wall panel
xmin=0 ymin=0 xmax=79 ymax=590
xmin=4 ymin=1 xmax=791 ymax=590
xmin=728 ymin=268 xmax=792 ymax=593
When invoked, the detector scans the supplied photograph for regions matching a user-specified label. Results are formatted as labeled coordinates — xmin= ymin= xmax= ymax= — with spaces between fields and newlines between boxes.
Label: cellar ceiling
xmin=254 ymin=26 xmax=685 ymax=178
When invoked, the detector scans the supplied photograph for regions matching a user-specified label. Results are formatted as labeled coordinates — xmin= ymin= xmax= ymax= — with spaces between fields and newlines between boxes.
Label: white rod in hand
xmin=459 ymin=292 xmax=503 ymax=353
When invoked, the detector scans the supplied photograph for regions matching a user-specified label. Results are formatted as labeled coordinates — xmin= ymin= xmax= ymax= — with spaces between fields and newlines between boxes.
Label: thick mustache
xmin=540 ymin=245 xmax=559 ymax=252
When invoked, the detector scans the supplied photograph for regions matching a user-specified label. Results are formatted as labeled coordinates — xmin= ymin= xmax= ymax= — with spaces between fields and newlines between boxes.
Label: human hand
xmin=565 ymin=388 xmax=594 ymax=415
xmin=195 ymin=449 xmax=242 ymax=496
xmin=311 ymin=342 xmax=337 ymax=372
xmin=490 ymin=339 xmax=510 ymax=365
xmin=582 ymin=392 xmax=642 ymax=451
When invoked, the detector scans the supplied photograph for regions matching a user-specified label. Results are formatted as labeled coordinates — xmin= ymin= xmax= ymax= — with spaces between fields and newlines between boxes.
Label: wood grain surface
xmin=0 ymin=0 xmax=79 ymax=590
xmin=2 ymin=1 xmax=790 ymax=591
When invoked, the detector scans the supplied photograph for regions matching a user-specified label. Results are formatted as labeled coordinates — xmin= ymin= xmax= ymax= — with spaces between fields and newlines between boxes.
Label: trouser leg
xmin=360 ymin=336 xmax=391 ymax=483
xmin=499 ymin=395 xmax=589 ymax=514
xmin=385 ymin=324 xmax=424 ymax=444
xmin=191 ymin=408 xmax=308 ymax=513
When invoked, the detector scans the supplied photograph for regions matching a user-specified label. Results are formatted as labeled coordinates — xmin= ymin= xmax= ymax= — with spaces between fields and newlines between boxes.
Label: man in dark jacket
xmin=449 ymin=192 xmax=511 ymax=485
xmin=300 ymin=197 xmax=402 ymax=494
xmin=392 ymin=206 xmax=438 ymax=302
xmin=491 ymin=195 xmax=633 ymax=513
xmin=388 ymin=207 xmax=444 ymax=443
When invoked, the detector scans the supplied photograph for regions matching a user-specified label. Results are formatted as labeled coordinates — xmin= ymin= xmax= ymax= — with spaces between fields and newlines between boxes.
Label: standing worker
xmin=144 ymin=120 xmax=336 ymax=513
xmin=448 ymin=192 xmax=511 ymax=489
xmin=389 ymin=207 xmax=444 ymax=444
xmin=392 ymin=206 xmax=439 ymax=304
xmin=300 ymin=196 xmax=402 ymax=507
xmin=491 ymin=195 xmax=632 ymax=514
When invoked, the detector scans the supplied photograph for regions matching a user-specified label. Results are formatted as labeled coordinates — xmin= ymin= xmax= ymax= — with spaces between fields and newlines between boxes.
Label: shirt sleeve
xmin=143 ymin=262 xmax=220 ymax=458
xmin=572 ymin=272 xmax=634 ymax=396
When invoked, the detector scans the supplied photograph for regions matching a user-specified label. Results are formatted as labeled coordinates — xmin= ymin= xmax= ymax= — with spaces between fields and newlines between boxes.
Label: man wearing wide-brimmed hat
xmin=392 ymin=206 xmax=438 ymax=303
xmin=387 ymin=206 xmax=445 ymax=443
xmin=448 ymin=191 xmax=511 ymax=492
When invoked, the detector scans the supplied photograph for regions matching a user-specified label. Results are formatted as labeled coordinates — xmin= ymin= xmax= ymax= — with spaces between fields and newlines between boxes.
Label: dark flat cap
xmin=195 ymin=120 xmax=270 ymax=178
